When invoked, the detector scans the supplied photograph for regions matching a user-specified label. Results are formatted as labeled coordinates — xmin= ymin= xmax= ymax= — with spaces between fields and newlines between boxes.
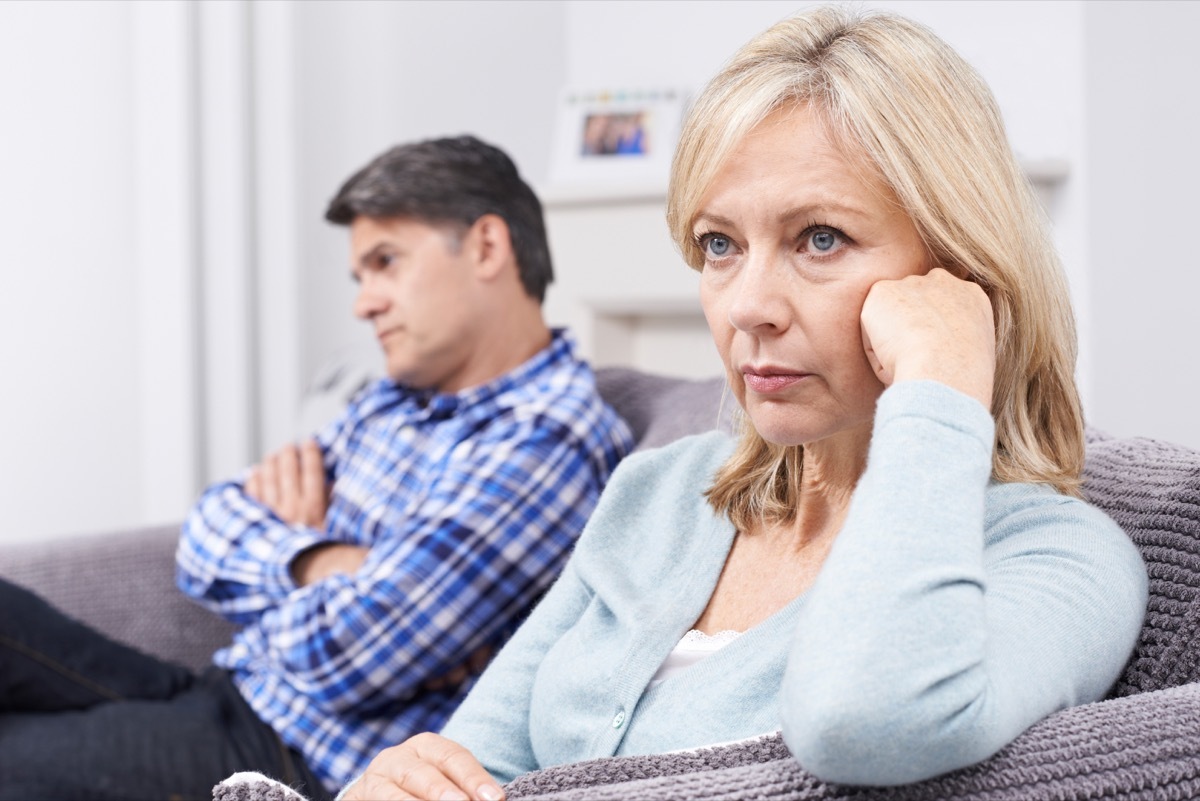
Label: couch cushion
xmin=594 ymin=367 xmax=733 ymax=451
xmin=1084 ymin=435 xmax=1200 ymax=696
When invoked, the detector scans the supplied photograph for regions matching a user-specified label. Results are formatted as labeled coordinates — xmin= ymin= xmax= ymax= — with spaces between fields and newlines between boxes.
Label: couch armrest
xmin=504 ymin=682 xmax=1200 ymax=800
xmin=0 ymin=524 xmax=236 ymax=671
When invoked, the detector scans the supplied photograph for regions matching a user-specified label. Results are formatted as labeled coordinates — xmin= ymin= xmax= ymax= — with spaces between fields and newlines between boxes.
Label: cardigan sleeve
xmin=780 ymin=380 xmax=1148 ymax=785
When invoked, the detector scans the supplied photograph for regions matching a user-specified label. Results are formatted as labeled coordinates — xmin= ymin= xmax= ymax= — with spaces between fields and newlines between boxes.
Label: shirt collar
xmin=394 ymin=328 xmax=577 ymax=419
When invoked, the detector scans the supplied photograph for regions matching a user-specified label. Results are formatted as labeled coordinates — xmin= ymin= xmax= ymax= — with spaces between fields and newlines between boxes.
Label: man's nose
xmin=353 ymin=282 xmax=386 ymax=320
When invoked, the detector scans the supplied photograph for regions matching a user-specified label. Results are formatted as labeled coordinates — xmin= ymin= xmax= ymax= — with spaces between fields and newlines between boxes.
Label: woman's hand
xmin=340 ymin=733 xmax=504 ymax=801
xmin=860 ymin=267 xmax=996 ymax=410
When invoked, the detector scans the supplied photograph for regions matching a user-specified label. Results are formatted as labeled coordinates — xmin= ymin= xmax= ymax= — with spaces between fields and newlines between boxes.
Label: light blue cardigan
xmin=440 ymin=381 xmax=1148 ymax=786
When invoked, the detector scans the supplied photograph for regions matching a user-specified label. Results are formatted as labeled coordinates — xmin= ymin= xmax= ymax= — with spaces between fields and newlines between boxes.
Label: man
xmin=0 ymin=136 xmax=633 ymax=800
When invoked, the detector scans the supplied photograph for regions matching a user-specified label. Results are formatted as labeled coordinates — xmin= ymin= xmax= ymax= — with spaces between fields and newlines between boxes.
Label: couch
xmin=4 ymin=367 xmax=1200 ymax=800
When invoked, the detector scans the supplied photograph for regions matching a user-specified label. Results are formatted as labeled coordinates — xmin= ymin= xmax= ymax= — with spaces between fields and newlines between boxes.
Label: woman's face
xmin=696 ymin=106 xmax=931 ymax=448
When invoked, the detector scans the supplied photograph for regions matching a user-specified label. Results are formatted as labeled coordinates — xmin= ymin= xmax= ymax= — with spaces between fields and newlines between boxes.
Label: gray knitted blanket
xmin=214 ymin=431 xmax=1200 ymax=801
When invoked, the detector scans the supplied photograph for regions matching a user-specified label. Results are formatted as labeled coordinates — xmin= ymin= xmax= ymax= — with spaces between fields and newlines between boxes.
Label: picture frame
xmin=547 ymin=87 xmax=690 ymax=190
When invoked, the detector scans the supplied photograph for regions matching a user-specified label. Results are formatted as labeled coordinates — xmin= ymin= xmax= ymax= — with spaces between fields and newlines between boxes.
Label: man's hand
xmin=341 ymin=733 xmax=504 ymax=801
xmin=860 ymin=267 xmax=996 ymax=411
xmin=245 ymin=439 xmax=367 ymax=587
xmin=245 ymin=438 xmax=329 ymax=527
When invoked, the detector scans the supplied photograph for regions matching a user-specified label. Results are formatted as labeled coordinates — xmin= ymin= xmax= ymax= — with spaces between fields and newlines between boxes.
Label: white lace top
xmin=649 ymin=629 xmax=743 ymax=688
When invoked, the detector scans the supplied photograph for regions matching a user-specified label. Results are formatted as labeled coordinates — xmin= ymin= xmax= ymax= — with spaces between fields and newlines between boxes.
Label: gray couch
xmin=4 ymin=367 xmax=1200 ymax=800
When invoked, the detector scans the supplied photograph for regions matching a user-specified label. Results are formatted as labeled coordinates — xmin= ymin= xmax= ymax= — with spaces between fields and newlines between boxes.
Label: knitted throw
xmin=214 ymin=432 xmax=1200 ymax=801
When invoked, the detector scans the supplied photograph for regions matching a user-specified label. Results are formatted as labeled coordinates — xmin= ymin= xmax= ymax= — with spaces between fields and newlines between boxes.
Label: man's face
xmin=350 ymin=215 xmax=484 ymax=392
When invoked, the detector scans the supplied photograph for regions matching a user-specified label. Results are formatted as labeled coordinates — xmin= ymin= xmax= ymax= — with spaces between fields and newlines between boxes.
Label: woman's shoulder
xmin=571 ymin=431 xmax=736 ymax=562
xmin=984 ymin=481 xmax=1124 ymax=535
xmin=983 ymin=481 xmax=1146 ymax=586
xmin=609 ymin=429 xmax=729 ymax=491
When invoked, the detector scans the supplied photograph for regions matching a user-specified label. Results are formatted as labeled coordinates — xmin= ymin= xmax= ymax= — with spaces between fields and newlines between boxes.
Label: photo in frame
xmin=548 ymin=87 xmax=690 ymax=189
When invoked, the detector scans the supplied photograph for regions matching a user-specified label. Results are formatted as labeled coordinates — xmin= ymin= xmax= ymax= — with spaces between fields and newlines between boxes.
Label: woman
xmin=342 ymin=7 xmax=1147 ymax=799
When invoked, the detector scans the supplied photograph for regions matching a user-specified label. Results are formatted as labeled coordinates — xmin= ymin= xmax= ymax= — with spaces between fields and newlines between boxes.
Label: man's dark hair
xmin=326 ymin=135 xmax=553 ymax=302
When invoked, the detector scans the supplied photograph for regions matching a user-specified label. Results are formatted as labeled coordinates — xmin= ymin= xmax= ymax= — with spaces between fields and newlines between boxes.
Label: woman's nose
xmin=727 ymin=254 xmax=791 ymax=334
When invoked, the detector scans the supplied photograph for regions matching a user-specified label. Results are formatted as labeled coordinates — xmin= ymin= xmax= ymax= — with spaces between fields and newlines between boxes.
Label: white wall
xmin=0 ymin=2 xmax=143 ymax=540
xmin=1084 ymin=1 xmax=1200 ymax=448
xmin=0 ymin=1 xmax=211 ymax=543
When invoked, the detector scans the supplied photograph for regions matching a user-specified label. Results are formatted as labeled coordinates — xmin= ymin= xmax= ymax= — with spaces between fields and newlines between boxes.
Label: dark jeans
xmin=0 ymin=578 xmax=331 ymax=801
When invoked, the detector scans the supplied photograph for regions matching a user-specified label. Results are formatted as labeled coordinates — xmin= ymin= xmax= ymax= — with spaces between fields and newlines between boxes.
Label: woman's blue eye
xmin=811 ymin=230 xmax=837 ymax=252
xmin=705 ymin=235 xmax=731 ymax=257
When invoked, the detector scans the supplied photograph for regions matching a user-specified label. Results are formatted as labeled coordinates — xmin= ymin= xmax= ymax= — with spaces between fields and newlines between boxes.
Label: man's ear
xmin=466 ymin=214 xmax=515 ymax=282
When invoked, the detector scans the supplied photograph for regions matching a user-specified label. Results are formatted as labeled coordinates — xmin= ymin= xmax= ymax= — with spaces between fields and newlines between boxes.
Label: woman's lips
xmin=743 ymin=370 xmax=810 ymax=393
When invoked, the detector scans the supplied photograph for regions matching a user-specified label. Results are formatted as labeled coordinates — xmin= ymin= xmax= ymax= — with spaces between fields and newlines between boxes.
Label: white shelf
xmin=1019 ymin=157 xmax=1071 ymax=185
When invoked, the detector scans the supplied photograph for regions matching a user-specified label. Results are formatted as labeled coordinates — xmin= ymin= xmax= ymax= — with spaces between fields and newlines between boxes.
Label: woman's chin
xmin=746 ymin=402 xmax=872 ymax=450
xmin=746 ymin=410 xmax=825 ymax=448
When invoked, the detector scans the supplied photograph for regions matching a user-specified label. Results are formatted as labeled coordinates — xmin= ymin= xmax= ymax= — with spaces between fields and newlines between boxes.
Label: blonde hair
xmin=666 ymin=6 xmax=1084 ymax=530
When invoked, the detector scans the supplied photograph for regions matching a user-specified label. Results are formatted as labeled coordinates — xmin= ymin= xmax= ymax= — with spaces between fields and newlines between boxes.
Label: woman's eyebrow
xmin=691 ymin=212 xmax=736 ymax=232
xmin=775 ymin=201 xmax=870 ymax=223
xmin=693 ymin=201 xmax=871 ymax=232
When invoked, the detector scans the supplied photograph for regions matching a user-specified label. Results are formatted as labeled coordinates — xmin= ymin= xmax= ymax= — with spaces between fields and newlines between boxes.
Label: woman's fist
xmin=860 ymin=267 xmax=996 ymax=410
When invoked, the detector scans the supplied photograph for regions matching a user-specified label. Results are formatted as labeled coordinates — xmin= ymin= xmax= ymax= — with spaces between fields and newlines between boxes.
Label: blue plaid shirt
xmin=176 ymin=330 xmax=632 ymax=791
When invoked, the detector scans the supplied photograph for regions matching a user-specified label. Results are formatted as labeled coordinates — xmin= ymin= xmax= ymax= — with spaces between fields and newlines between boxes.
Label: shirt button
xmin=611 ymin=709 xmax=626 ymax=729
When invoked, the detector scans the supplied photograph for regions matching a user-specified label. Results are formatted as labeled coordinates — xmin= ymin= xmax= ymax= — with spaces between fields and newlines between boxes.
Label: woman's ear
xmin=467 ymin=214 xmax=515 ymax=282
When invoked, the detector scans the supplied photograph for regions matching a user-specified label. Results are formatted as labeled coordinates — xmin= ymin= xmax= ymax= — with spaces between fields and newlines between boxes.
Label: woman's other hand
xmin=860 ymin=267 xmax=996 ymax=410
xmin=340 ymin=733 xmax=504 ymax=801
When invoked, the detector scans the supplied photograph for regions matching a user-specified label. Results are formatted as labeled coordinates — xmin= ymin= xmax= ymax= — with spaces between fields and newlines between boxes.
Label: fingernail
xmin=477 ymin=784 xmax=503 ymax=801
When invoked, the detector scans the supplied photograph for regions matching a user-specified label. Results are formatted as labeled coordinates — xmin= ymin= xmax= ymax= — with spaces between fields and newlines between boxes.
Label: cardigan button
xmin=611 ymin=709 xmax=626 ymax=729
